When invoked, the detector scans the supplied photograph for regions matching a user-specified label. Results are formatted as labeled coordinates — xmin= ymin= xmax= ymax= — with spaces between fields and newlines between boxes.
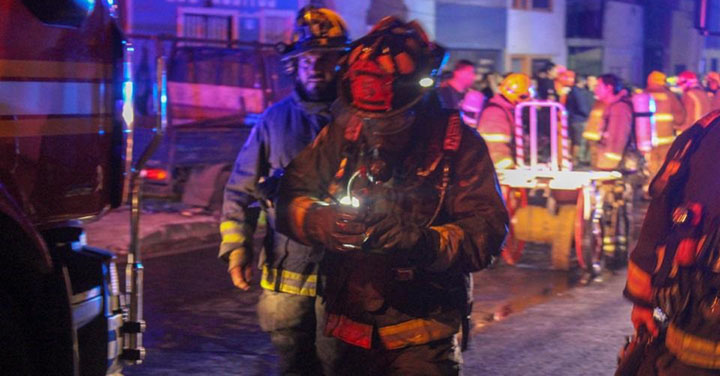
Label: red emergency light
xmin=141 ymin=168 xmax=169 ymax=181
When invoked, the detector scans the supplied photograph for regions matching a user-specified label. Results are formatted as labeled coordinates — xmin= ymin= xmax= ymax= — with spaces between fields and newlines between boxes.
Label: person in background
xmin=565 ymin=74 xmax=594 ymax=166
xmin=642 ymin=71 xmax=685 ymax=189
xmin=218 ymin=6 xmax=350 ymax=375
xmin=678 ymin=71 xmax=712 ymax=133
xmin=437 ymin=59 xmax=477 ymax=109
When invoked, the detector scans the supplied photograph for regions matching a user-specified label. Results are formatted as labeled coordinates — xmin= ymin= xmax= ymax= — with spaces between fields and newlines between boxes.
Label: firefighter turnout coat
xmin=625 ymin=110 xmax=720 ymax=372
xmin=277 ymin=95 xmax=509 ymax=351
xmin=476 ymin=94 xmax=516 ymax=169
xmin=645 ymin=86 xmax=686 ymax=180
xmin=220 ymin=90 xmax=331 ymax=296
xmin=680 ymin=87 xmax=712 ymax=133
xmin=583 ymin=97 xmax=633 ymax=171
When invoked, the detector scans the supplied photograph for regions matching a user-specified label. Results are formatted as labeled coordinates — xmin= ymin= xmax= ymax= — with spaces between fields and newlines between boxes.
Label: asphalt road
xmin=119 ymin=242 xmax=634 ymax=376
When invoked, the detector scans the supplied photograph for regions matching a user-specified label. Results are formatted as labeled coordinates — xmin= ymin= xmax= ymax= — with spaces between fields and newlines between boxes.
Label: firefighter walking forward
xmin=218 ymin=6 xmax=350 ymax=375
xmin=277 ymin=17 xmax=508 ymax=375
xmin=623 ymin=109 xmax=720 ymax=375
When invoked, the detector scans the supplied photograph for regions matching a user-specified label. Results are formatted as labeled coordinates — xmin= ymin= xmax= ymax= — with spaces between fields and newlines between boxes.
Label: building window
xmin=512 ymin=0 xmax=552 ymax=11
xmin=509 ymin=55 xmax=554 ymax=76
xmin=181 ymin=13 xmax=233 ymax=41
xmin=712 ymin=58 xmax=719 ymax=72
xmin=566 ymin=0 xmax=604 ymax=39
xmin=568 ymin=46 xmax=603 ymax=77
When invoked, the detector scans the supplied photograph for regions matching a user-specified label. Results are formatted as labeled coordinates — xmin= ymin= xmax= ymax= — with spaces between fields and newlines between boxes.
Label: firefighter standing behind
xmin=218 ymin=6 xmax=349 ymax=375
xmin=678 ymin=71 xmax=712 ymax=133
xmin=276 ymin=17 xmax=508 ymax=375
xmin=642 ymin=71 xmax=685 ymax=186
xmin=476 ymin=73 xmax=532 ymax=170
xmin=583 ymin=74 xmax=633 ymax=171
xmin=622 ymin=109 xmax=720 ymax=375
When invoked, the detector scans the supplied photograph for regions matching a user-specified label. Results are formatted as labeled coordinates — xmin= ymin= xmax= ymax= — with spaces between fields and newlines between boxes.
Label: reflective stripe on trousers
xmin=261 ymin=265 xmax=318 ymax=297
xmin=325 ymin=313 xmax=458 ymax=350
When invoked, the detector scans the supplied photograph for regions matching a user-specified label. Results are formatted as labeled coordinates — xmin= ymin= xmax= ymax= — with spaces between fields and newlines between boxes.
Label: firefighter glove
xmin=304 ymin=203 xmax=367 ymax=252
xmin=364 ymin=211 xmax=436 ymax=260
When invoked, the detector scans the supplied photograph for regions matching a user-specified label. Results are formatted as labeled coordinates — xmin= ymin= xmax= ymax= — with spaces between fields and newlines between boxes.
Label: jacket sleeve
xmin=424 ymin=127 xmax=509 ymax=273
xmin=477 ymin=106 xmax=514 ymax=169
xmin=218 ymin=118 xmax=270 ymax=261
xmin=276 ymin=121 xmax=344 ymax=245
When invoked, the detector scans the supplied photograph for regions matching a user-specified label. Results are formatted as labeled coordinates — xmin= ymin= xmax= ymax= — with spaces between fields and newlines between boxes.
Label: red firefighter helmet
xmin=677 ymin=71 xmax=698 ymax=89
xmin=338 ymin=16 xmax=447 ymax=118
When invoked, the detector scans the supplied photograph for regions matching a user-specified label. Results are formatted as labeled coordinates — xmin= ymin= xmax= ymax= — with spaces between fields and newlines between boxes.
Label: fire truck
xmin=1 ymin=1 xmax=151 ymax=374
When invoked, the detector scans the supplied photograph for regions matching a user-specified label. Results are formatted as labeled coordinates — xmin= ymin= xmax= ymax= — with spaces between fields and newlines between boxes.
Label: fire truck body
xmin=0 ymin=1 xmax=140 ymax=375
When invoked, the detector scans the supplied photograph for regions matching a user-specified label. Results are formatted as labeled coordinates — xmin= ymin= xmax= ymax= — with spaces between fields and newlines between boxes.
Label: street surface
xmin=122 ymin=244 xmax=633 ymax=376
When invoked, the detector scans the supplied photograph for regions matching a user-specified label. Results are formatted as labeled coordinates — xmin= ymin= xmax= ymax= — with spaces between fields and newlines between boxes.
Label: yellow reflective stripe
xmin=220 ymin=221 xmax=241 ymax=233
xmin=654 ymin=113 xmax=674 ymax=122
xmin=590 ymin=109 xmax=604 ymax=118
xmin=583 ymin=131 xmax=601 ymax=141
xmin=494 ymin=157 xmax=515 ymax=170
xmin=378 ymin=318 xmax=458 ymax=350
xmin=260 ymin=265 xmax=317 ymax=296
xmin=480 ymin=133 xmax=512 ymax=143
xmin=666 ymin=323 xmax=720 ymax=369
xmin=650 ymin=92 xmax=669 ymax=101
xmin=222 ymin=233 xmax=246 ymax=244
xmin=627 ymin=260 xmax=652 ymax=303
xmin=604 ymin=152 xmax=622 ymax=161
xmin=655 ymin=136 xmax=675 ymax=146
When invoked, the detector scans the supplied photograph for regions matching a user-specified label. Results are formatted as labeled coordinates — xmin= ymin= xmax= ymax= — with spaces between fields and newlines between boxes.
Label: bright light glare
xmin=419 ymin=77 xmax=434 ymax=87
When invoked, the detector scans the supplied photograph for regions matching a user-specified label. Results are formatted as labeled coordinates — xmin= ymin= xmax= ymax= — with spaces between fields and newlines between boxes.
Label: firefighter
xmin=218 ymin=6 xmax=349 ymax=375
xmin=276 ymin=17 xmax=508 ymax=375
xmin=555 ymin=68 xmax=576 ymax=105
xmin=678 ymin=71 xmax=712 ymax=133
xmin=641 ymin=71 xmax=686 ymax=188
xmin=583 ymin=73 xmax=633 ymax=171
xmin=622 ymin=109 xmax=720 ymax=375
xmin=476 ymin=73 xmax=532 ymax=169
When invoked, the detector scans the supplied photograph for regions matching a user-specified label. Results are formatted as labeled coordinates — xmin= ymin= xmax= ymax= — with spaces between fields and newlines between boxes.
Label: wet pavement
xmin=120 ymin=202 xmax=648 ymax=376
xmin=120 ymin=246 xmax=603 ymax=376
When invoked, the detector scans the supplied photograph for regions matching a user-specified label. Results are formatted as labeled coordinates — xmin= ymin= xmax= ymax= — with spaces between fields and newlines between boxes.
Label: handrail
xmin=514 ymin=100 xmax=572 ymax=171
xmin=122 ymin=39 xmax=170 ymax=365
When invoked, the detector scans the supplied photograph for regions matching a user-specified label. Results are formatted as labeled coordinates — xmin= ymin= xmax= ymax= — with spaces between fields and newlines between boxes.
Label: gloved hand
xmin=364 ymin=211 xmax=427 ymax=253
xmin=228 ymin=248 xmax=253 ymax=291
xmin=304 ymin=203 xmax=367 ymax=252
xmin=630 ymin=305 xmax=658 ymax=337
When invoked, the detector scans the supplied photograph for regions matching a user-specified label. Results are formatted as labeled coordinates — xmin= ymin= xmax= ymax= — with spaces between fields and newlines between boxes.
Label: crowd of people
xmin=218 ymin=5 xmax=720 ymax=376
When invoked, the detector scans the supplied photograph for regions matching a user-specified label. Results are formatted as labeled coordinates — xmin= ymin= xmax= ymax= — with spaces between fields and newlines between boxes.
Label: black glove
xmin=304 ymin=204 xmax=367 ymax=252
xmin=363 ymin=210 xmax=438 ymax=264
